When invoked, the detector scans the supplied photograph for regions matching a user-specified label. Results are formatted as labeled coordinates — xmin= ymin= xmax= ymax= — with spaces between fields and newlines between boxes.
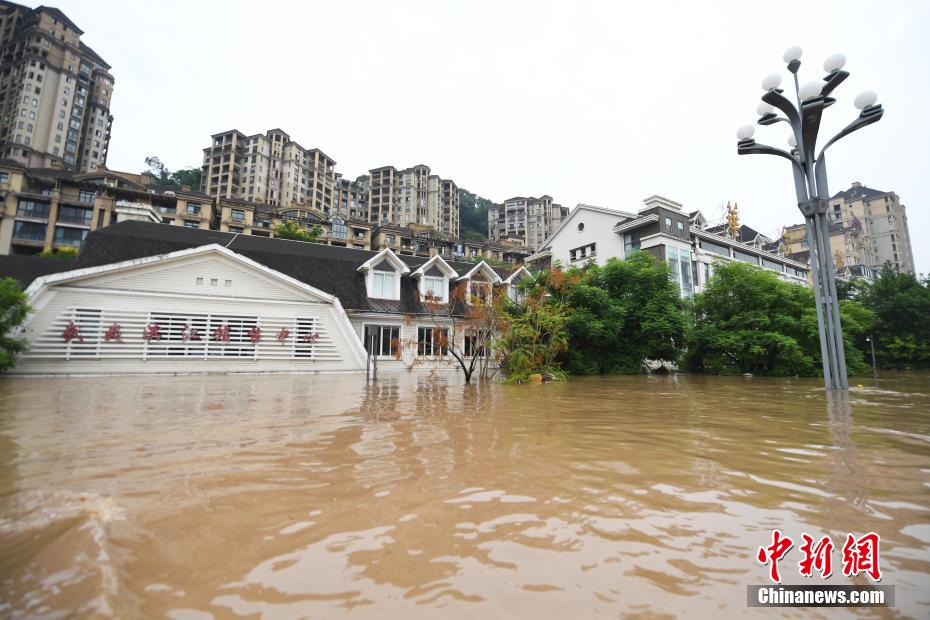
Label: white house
xmin=528 ymin=195 xmax=810 ymax=297
xmin=2 ymin=221 xmax=523 ymax=375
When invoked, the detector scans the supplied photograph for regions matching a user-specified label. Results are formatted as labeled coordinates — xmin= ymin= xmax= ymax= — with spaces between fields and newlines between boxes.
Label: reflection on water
xmin=1 ymin=372 xmax=929 ymax=618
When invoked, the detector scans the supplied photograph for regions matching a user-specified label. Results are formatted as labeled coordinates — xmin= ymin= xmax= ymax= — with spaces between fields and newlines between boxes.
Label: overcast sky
xmin=54 ymin=0 xmax=930 ymax=273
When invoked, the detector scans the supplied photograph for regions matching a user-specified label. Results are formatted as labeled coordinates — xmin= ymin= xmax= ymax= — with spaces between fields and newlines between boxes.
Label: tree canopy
xmin=273 ymin=220 xmax=323 ymax=243
xmin=685 ymin=261 xmax=871 ymax=376
xmin=0 ymin=277 xmax=29 ymax=373
xmin=144 ymin=156 xmax=202 ymax=190
xmin=856 ymin=264 xmax=930 ymax=369
xmin=458 ymin=188 xmax=495 ymax=241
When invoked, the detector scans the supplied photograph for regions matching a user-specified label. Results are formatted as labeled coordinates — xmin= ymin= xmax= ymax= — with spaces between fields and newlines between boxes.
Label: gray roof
xmin=70 ymin=221 xmax=514 ymax=315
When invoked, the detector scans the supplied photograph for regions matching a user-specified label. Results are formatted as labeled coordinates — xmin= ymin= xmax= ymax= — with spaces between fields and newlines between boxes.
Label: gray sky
xmin=56 ymin=0 xmax=930 ymax=273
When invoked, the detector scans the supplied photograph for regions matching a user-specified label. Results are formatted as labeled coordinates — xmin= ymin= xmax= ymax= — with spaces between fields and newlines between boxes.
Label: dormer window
xmin=371 ymin=261 xmax=396 ymax=298
xmin=470 ymin=273 xmax=491 ymax=303
xmin=411 ymin=255 xmax=457 ymax=304
xmin=359 ymin=248 xmax=410 ymax=301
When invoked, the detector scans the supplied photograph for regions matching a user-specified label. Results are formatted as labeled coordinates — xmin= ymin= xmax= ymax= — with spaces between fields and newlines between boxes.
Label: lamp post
xmin=865 ymin=334 xmax=877 ymax=380
xmin=735 ymin=46 xmax=884 ymax=391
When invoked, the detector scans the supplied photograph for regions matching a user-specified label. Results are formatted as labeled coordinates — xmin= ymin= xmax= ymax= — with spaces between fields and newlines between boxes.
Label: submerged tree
xmin=856 ymin=264 xmax=930 ymax=369
xmin=0 ymin=277 xmax=30 ymax=373
xmin=563 ymin=252 xmax=689 ymax=374
xmin=686 ymin=261 xmax=870 ymax=376
xmin=497 ymin=268 xmax=574 ymax=382
xmin=420 ymin=275 xmax=505 ymax=384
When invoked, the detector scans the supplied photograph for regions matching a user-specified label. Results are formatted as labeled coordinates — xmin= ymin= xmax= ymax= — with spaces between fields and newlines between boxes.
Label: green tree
xmin=497 ymin=268 xmax=574 ymax=382
xmin=273 ymin=220 xmax=323 ymax=242
xmin=458 ymin=188 xmax=495 ymax=241
xmin=144 ymin=156 xmax=202 ymax=189
xmin=857 ymin=265 xmax=930 ymax=369
xmin=686 ymin=261 xmax=870 ymax=376
xmin=563 ymin=252 xmax=689 ymax=374
xmin=0 ymin=277 xmax=30 ymax=373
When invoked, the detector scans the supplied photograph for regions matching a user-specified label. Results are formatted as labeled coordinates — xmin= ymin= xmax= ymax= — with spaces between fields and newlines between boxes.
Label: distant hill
xmin=459 ymin=188 xmax=496 ymax=241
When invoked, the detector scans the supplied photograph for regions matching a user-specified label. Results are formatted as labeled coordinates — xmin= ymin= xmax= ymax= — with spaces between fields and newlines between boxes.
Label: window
xmin=57 ymin=205 xmax=92 ymax=225
xmin=417 ymin=327 xmax=448 ymax=356
xmin=363 ymin=324 xmax=400 ymax=357
xmin=665 ymin=217 xmax=672 ymax=232
xmin=699 ymin=239 xmax=730 ymax=257
xmin=12 ymin=220 xmax=47 ymax=241
xmin=53 ymin=226 xmax=88 ymax=246
xmin=761 ymin=258 xmax=783 ymax=272
xmin=677 ymin=221 xmax=684 ymax=236
xmin=667 ymin=246 xmax=693 ymax=298
xmin=184 ymin=220 xmax=199 ymax=228
xmin=733 ymin=249 xmax=757 ymax=264
xmin=228 ymin=226 xmax=243 ymax=233
xmin=0 ymin=172 xmax=8 ymax=184
xmin=231 ymin=208 xmax=245 ymax=222
xmin=16 ymin=199 xmax=50 ymax=218
xmin=570 ymin=243 xmax=597 ymax=262
xmin=624 ymin=231 xmax=641 ymax=255
xmin=77 ymin=189 xmax=95 ymax=204
xmin=331 ymin=218 xmax=347 ymax=239
xmin=577 ymin=222 xmax=585 ymax=231
xmin=386 ymin=234 xmax=396 ymax=244
xmin=370 ymin=262 xmax=396 ymax=299
xmin=423 ymin=275 xmax=445 ymax=302
xmin=464 ymin=334 xmax=487 ymax=357
xmin=469 ymin=274 xmax=492 ymax=304
xmin=186 ymin=202 xmax=201 ymax=215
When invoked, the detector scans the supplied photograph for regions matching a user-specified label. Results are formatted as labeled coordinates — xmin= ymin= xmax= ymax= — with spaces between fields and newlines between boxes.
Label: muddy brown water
xmin=1 ymin=372 xmax=928 ymax=618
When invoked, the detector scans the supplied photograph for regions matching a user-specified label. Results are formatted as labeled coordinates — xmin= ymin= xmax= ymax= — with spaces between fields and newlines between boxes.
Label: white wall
xmin=546 ymin=207 xmax=628 ymax=267
xmin=13 ymin=251 xmax=367 ymax=375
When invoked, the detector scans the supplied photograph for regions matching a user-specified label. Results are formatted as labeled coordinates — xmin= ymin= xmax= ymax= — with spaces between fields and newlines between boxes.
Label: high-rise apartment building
xmin=785 ymin=182 xmax=914 ymax=276
xmin=200 ymin=128 xmax=337 ymax=212
xmin=334 ymin=173 xmax=369 ymax=220
xmin=0 ymin=1 xmax=114 ymax=172
xmin=367 ymin=164 xmax=458 ymax=237
xmin=488 ymin=195 xmax=568 ymax=250
xmin=829 ymin=182 xmax=914 ymax=274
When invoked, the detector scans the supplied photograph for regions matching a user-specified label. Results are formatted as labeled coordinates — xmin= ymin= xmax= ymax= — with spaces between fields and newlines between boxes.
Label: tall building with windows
xmin=200 ymin=128 xmax=337 ymax=213
xmin=826 ymin=182 xmax=914 ymax=274
xmin=487 ymin=195 xmax=567 ymax=250
xmin=0 ymin=1 xmax=114 ymax=172
xmin=366 ymin=164 xmax=458 ymax=237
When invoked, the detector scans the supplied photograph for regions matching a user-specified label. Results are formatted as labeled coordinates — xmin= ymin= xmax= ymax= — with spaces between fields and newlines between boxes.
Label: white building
xmin=528 ymin=196 xmax=810 ymax=297
xmin=3 ymin=220 xmax=521 ymax=375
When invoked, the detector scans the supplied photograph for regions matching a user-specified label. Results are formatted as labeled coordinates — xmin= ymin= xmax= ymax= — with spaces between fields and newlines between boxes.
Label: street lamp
xmin=865 ymin=335 xmax=877 ymax=380
xmin=735 ymin=46 xmax=884 ymax=391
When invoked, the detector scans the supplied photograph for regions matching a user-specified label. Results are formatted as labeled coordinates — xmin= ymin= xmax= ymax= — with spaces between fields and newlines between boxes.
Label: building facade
xmin=200 ymin=128 xmax=337 ymax=213
xmin=816 ymin=182 xmax=912 ymax=275
xmin=3 ymin=220 xmax=526 ymax=375
xmin=488 ymin=195 xmax=568 ymax=250
xmin=0 ymin=1 xmax=114 ymax=172
xmin=367 ymin=164 xmax=458 ymax=237
xmin=527 ymin=196 xmax=809 ymax=298
xmin=0 ymin=159 xmax=213 ymax=255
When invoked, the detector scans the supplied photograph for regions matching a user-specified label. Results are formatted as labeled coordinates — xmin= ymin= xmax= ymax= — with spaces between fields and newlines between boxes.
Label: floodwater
xmin=1 ymin=373 xmax=929 ymax=619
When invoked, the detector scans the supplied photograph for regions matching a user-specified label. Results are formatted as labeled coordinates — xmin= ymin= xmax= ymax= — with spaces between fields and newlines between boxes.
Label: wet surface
xmin=1 ymin=372 xmax=928 ymax=618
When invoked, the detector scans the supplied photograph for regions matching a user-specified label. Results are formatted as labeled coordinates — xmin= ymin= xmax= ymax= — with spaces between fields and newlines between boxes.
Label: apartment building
xmin=367 ymin=164 xmax=458 ymax=237
xmin=0 ymin=1 xmax=114 ymax=172
xmin=200 ymin=128 xmax=337 ymax=213
xmin=370 ymin=222 xmax=529 ymax=266
xmin=828 ymin=182 xmax=913 ymax=274
xmin=334 ymin=174 xmax=369 ymax=220
xmin=0 ymin=159 xmax=213 ymax=255
xmin=488 ymin=195 xmax=568 ymax=250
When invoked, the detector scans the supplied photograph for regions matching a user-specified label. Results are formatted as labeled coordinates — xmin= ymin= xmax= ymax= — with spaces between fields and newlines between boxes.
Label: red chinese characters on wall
xmin=276 ymin=328 xmax=290 ymax=343
xmin=249 ymin=326 xmax=261 ymax=343
xmin=61 ymin=321 xmax=84 ymax=343
xmin=212 ymin=324 xmax=230 ymax=342
xmin=103 ymin=323 xmax=123 ymax=342
xmin=142 ymin=323 xmax=162 ymax=342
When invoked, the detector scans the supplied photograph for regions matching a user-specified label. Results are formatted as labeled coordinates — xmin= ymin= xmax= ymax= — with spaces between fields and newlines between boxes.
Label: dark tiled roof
xmin=831 ymin=183 xmax=887 ymax=202
xmin=704 ymin=223 xmax=767 ymax=244
xmin=0 ymin=255 xmax=77 ymax=288
xmin=72 ymin=221 xmax=513 ymax=315
xmin=79 ymin=41 xmax=110 ymax=70
xmin=36 ymin=5 xmax=83 ymax=34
